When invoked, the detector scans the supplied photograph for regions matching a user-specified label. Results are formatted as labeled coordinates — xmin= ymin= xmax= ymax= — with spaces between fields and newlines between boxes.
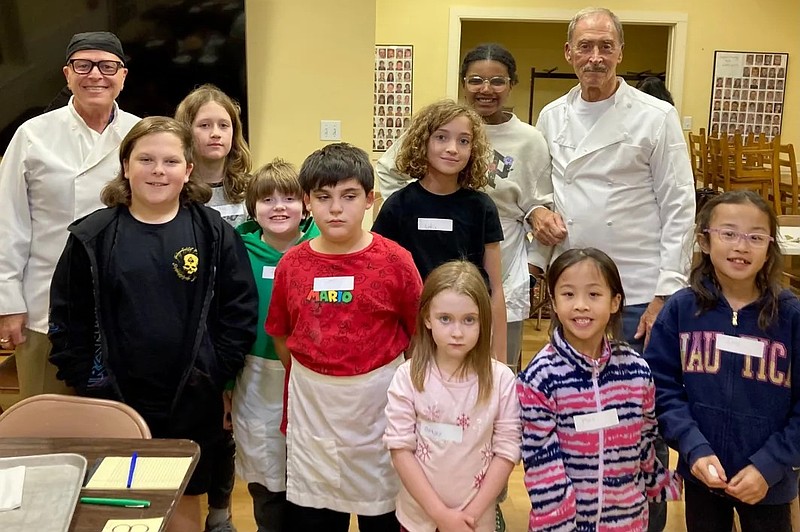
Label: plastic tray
xmin=0 ymin=453 xmax=87 ymax=532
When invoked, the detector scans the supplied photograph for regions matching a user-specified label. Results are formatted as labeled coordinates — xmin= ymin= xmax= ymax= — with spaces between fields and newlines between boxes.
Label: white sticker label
xmin=420 ymin=421 xmax=463 ymax=443
xmin=262 ymin=266 xmax=276 ymax=279
xmin=716 ymin=333 xmax=764 ymax=358
xmin=573 ymin=409 xmax=620 ymax=433
xmin=213 ymin=203 xmax=246 ymax=218
xmin=313 ymin=276 xmax=355 ymax=291
xmin=417 ymin=218 xmax=454 ymax=232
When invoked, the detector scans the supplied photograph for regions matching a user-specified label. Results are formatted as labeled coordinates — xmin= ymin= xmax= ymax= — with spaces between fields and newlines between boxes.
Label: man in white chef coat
xmin=0 ymin=31 xmax=140 ymax=398
xmin=531 ymin=9 xmax=695 ymax=531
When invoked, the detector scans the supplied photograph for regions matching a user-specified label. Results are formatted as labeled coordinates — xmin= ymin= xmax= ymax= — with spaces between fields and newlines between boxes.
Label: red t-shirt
xmin=266 ymin=233 xmax=422 ymax=376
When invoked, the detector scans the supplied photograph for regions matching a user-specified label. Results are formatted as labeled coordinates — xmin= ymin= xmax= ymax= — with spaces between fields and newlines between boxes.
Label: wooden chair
xmin=709 ymin=134 xmax=782 ymax=214
xmin=529 ymin=272 xmax=549 ymax=332
xmin=0 ymin=354 xmax=19 ymax=396
xmin=777 ymin=144 xmax=798 ymax=215
xmin=0 ymin=393 xmax=151 ymax=438
xmin=688 ymin=128 xmax=711 ymax=189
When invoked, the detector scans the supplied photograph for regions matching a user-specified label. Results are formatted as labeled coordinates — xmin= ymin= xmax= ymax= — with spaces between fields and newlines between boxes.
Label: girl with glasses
xmin=645 ymin=190 xmax=800 ymax=532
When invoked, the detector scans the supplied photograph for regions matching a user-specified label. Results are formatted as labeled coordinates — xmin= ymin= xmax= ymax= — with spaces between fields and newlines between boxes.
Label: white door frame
xmin=446 ymin=7 xmax=689 ymax=113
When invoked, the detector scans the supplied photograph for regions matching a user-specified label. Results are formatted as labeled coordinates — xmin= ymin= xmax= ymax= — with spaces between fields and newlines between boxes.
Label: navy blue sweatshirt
xmin=644 ymin=281 xmax=800 ymax=504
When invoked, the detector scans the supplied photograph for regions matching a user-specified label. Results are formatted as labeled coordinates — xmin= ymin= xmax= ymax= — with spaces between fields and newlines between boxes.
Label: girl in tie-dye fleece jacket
xmin=517 ymin=248 xmax=681 ymax=532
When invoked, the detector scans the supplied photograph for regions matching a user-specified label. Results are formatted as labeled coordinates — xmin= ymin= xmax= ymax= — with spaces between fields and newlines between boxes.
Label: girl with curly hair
xmin=372 ymin=99 xmax=507 ymax=366
xmin=176 ymin=83 xmax=252 ymax=228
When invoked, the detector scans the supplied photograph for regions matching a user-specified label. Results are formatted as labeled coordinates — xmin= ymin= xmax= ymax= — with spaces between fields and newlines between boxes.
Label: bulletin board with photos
xmin=709 ymin=50 xmax=788 ymax=139
xmin=374 ymin=45 xmax=413 ymax=152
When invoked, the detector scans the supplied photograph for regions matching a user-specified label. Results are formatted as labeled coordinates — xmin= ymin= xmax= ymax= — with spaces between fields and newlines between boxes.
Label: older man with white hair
xmin=531 ymin=8 xmax=695 ymax=532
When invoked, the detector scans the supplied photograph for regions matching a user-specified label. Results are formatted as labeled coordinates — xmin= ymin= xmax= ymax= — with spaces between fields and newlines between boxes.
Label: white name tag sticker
xmin=417 ymin=218 xmax=454 ymax=232
xmin=573 ymin=409 xmax=620 ymax=433
xmin=716 ymin=333 xmax=764 ymax=358
xmin=262 ymin=266 xmax=276 ymax=279
xmin=313 ymin=276 xmax=355 ymax=292
xmin=420 ymin=421 xmax=463 ymax=443
xmin=213 ymin=203 xmax=246 ymax=218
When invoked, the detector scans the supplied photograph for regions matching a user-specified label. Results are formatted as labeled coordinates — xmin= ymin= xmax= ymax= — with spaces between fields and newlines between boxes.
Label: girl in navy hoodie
xmin=646 ymin=190 xmax=800 ymax=532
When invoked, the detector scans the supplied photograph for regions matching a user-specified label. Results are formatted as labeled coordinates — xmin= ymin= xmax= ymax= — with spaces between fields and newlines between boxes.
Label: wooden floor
xmin=218 ymin=319 xmax=692 ymax=531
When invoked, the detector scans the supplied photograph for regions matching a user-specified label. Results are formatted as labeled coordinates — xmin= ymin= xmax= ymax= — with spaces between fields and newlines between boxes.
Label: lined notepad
xmin=85 ymin=457 xmax=192 ymax=490
xmin=102 ymin=518 xmax=164 ymax=531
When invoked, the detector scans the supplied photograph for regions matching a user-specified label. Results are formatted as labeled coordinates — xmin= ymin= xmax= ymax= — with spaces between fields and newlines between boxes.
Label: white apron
xmin=232 ymin=356 xmax=287 ymax=492
xmin=286 ymin=354 xmax=403 ymax=515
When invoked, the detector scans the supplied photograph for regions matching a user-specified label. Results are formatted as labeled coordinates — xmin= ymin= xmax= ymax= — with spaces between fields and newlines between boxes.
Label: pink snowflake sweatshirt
xmin=384 ymin=359 xmax=521 ymax=532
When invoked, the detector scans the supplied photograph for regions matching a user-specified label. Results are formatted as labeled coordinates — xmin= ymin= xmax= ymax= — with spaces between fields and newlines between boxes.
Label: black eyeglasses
xmin=67 ymin=59 xmax=124 ymax=75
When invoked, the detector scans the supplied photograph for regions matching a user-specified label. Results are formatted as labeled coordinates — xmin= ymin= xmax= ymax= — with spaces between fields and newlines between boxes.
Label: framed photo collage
xmin=709 ymin=50 xmax=788 ymax=139
xmin=374 ymin=45 xmax=413 ymax=152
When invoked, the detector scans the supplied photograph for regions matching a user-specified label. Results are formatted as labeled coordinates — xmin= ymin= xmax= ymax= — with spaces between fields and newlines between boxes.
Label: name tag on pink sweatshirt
xmin=420 ymin=421 xmax=463 ymax=443
xmin=573 ymin=409 xmax=620 ymax=432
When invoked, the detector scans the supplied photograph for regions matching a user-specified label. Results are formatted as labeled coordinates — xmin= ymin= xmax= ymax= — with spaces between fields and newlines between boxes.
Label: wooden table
xmin=781 ymin=226 xmax=800 ymax=255
xmin=0 ymin=438 xmax=199 ymax=532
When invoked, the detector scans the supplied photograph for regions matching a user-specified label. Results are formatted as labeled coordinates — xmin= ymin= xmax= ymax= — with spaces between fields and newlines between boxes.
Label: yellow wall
xmin=246 ymin=0 xmax=376 ymax=167
xmin=375 ymin=0 xmax=799 ymax=144
xmin=460 ymin=21 xmax=668 ymax=124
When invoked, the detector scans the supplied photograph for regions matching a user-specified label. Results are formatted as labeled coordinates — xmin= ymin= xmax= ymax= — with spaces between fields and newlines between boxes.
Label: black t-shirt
xmin=372 ymin=181 xmax=504 ymax=281
xmin=104 ymin=207 xmax=199 ymax=414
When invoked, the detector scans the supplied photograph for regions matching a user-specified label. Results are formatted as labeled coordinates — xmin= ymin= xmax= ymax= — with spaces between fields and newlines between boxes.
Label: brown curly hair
xmin=395 ymin=100 xmax=490 ymax=190
xmin=101 ymin=116 xmax=212 ymax=207
xmin=175 ymin=83 xmax=252 ymax=203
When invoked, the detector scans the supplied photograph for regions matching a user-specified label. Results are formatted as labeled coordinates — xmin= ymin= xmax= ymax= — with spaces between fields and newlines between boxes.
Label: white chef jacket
xmin=535 ymin=80 xmax=695 ymax=305
xmin=0 ymin=98 xmax=140 ymax=332
xmin=376 ymin=113 xmax=552 ymax=322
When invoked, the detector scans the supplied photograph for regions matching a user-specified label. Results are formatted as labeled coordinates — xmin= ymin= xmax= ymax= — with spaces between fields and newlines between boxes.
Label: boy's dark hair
xmin=298 ymin=143 xmax=374 ymax=194
xmin=546 ymin=247 xmax=626 ymax=342
xmin=459 ymin=43 xmax=519 ymax=85
xmin=692 ymin=190 xmax=782 ymax=329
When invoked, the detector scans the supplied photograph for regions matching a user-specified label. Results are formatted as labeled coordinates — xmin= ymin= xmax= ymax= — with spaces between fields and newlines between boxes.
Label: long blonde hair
xmin=101 ymin=116 xmax=211 ymax=206
xmin=410 ymin=261 xmax=494 ymax=403
xmin=175 ymin=83 xmax=252 ymax=203
xmin=395 ymin=99 xmax=490 ymax=190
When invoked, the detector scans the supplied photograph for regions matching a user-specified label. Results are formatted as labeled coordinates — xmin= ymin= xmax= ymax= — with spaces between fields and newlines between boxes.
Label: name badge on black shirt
xmin=417 ymin=218 xmax=453 ymax=231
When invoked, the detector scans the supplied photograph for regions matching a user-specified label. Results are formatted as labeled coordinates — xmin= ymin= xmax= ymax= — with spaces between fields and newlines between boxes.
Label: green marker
xmin=80 ymin=497 xmax=151 ymax=508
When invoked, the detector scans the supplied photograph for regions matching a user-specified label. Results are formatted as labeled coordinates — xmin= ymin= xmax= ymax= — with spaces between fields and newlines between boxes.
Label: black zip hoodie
xmin=48 ymin=203 xmax=258 ymax=441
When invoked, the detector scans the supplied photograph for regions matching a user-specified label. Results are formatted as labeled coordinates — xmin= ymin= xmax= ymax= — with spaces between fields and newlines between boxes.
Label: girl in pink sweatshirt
xmin=384 ymin=260 xmax=521 ymax=532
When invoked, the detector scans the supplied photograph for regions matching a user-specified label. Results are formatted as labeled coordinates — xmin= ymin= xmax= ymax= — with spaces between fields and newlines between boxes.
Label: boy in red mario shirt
xmin=266 ymin=143 xmax=422 ymax=531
